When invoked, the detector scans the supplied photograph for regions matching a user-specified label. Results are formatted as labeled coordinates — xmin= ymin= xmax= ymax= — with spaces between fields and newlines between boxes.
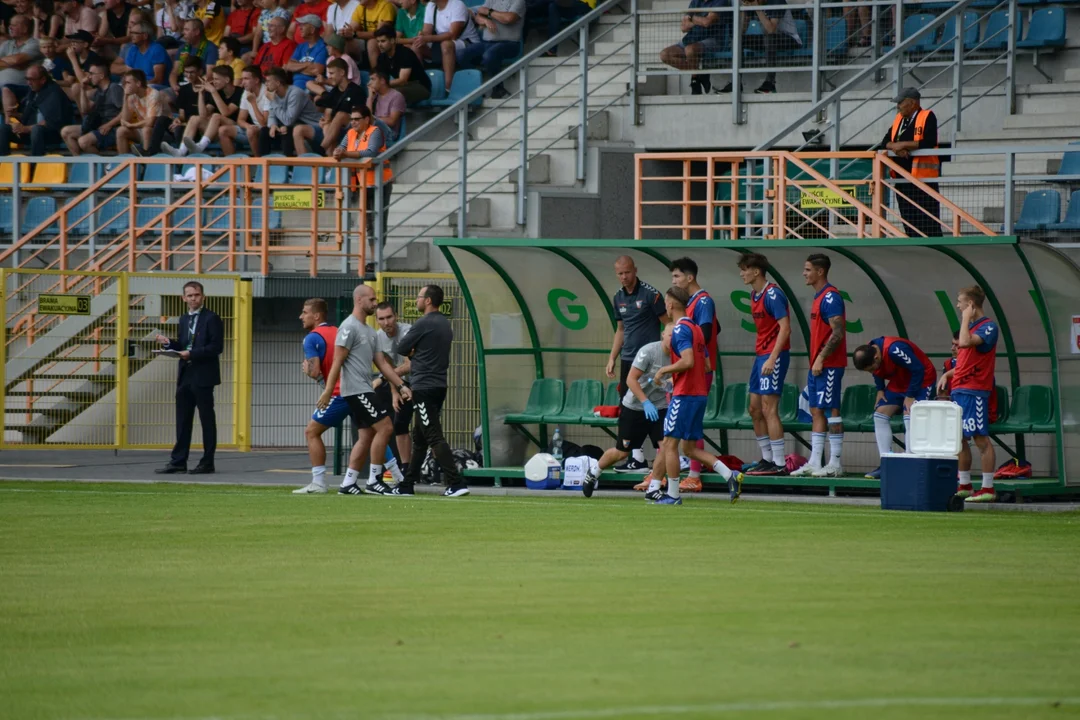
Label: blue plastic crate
xmin=880 ymin=453 xmax=958 ymax=512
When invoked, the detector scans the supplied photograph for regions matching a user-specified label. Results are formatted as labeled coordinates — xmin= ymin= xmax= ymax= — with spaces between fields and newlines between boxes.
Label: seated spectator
xmin=31 ymin=0 xmax=63 ymax=40
xmin=39 ymin=35 xmax=74 ymax=87
xmin=322 ymin=32 xmax=360 ymax=84
xmin=223 ymin=0 xmax=261 ymax=50
xmin=333 ymin=104 xmax=392 ymax=261
xmin=216 ymin=36 xmax=246 ymax=79
xmin=374 ymin=25 xmax=428 ymax=105
xmin=0 ymin=63 xmax=72 ymax=155
xmin=155 ymin=0 xmax=197 ymax=50
xmin=113 ymin=20 xmax=170 ymax=89
xmin=219 ymin=64 xmax=268 ymax=154
xmin=395 ymin=0 xmax=425 ymax=43
xmin=116 ymin=68 xmax=161 ymax=153
xmin=57 ymin=0 xmax=99 ymax=45
xmin=0 ymin=15 xmax=42 ymax=118
xmin=325 ymin=0 xmax=359 ymax=39
xmin=62 ymin=29 xmax=101 ymax=88
xmin=723 ymin=0 xmax=801 ymax=94
xmin=659 ymin=0 xmax=726 ymax=95
xmin=260 ymin=65 xmax=321 ymax=156
xmin=284 ymin=14 xmax=326 ymax=90
xmin=252 ymin=0 xmax=291 ymax=55
xmin=346 ymin=0 xmax=395 ymax=69
xmin=61 ymin=58 xmax=123 ymax=153
xmin=154 ymin=56 xmax=203 ymax=151
xmin=366 ymin=69 xmax=403 ymax=141
xmin=463 ymin=0 xmax=522 ymax=99
xmin=161 ymin=64 xmax=242 ymax=155
xmin=95 ymin=0 xmax=133 ymax=59
xmin=413 ymin=0 xmax=478 ymax=95
xmin=288 ymin=0 xmax=329 ymax=45
xmin=252 ymin=15 xmax=294 ymax=75
xmin=309 ymin=56 xmax=363 ymax=152
xmin=193 ymin=0 xmax=226 ymax=45
xmin=170 ymin=18 xmax=218 ymax=93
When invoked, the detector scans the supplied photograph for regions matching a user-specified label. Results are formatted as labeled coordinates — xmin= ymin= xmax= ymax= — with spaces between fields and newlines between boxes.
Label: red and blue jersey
xmin=944 ymin=356 xmax=998 ymax=421
xmin=870 ymin=336 xmax=936 ymax=397
xmin=303 ymin=323 xmax=340 ymax=396
xmin=670 ymin=317 xmax=709 ymax=397
xmin=953 ymin=317 xmax=998 ymax=394
xmin=810 ymin=284 xmax=846 ymax=368
xmin=751 ymin=282 xmax=790 ymax=356
xmin=686 ymin=289 xmax=718 ymax=372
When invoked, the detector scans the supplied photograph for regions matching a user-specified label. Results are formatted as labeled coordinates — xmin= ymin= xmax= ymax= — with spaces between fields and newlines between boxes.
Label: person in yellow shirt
xmin=345 ymin=0 xmax=396 ymax=69
xmin=216 ymin=37 xmax=248 ymax=79
xmin=194 ymin=0 xmax=227 ymax=45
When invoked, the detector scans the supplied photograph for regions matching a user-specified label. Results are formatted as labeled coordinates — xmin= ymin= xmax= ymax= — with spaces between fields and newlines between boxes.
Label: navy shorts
xmin=807 ymin=367 xmax=844 ymax=410
xmin=749 ymin=351 xmax=789 ymax=396
xmin=311 ymin=395 xmax=350 ymax=428
xmin=663 ymin=394 xmax=708 ymax=441
xmin=952 ymin=389 xmax=990 ymax=438
xmin=877 ymin=385 xmax=934 ymax=410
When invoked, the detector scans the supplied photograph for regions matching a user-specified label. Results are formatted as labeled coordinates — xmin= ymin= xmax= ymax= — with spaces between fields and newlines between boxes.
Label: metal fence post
xmin=830 ymin=98 xmax=841 ymax=180
xmin=1006 ymin=0 xmax=1017 ymax=114
xmin=1004 ymin=151 xmax=1015 ymax=234
xmin=577 ymin=24 xmax=588 ymax=182
xmin=811 ymin=0 xmax=821 ymax=103
xmin=630 ymin=0 xmax=640 ymax=125
xmin=374 ymin=170 xmax=384 ymax=273
xmin=953 ymin=18 xmax=964 ymax=134
xmin=11 ymin=160 xmax=21 ymax=266
xmin=518 ymin=65 xmax=528 ymax=226
xmin=458 ymin=106 xmax=468 ymax=238
xmin=893 ymin=0 xmax=903 ymax=92
xmin=731 ymin=0 xmax=742 ymax=125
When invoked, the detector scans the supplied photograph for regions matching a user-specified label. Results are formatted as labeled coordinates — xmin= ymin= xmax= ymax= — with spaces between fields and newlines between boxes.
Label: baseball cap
xmin=297 ymin=14 xmax=322 ymax=28
xmin=892 ymin=87 xmax=921 ymax=103
xmin=65 ymin=30 xmax=94 ymax=44
xmin=325 ymin=32 xmax=345 ymax=51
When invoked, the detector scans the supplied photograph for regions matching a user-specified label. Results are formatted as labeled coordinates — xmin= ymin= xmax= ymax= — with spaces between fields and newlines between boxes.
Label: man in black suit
xmin=154 ymin=281 xmax=224 ymax=474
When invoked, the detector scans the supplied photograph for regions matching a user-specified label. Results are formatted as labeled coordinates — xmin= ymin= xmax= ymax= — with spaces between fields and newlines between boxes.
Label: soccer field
xmin=1 ymin=482 xmax=1079 ymax=720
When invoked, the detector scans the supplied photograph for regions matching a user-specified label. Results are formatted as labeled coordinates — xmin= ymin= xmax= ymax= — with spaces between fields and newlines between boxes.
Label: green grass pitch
xmin=1 ymin=481 xmax=1079 ymax=720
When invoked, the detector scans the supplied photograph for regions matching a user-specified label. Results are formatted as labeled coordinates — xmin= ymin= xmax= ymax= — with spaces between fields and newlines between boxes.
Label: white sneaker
xmin=812 ymin=461 xmax=844 ymax=478
xmin=789 ymin=463 xmax=821 ymax=477
xmin=293 ymin=482 xmax=327 ymax=494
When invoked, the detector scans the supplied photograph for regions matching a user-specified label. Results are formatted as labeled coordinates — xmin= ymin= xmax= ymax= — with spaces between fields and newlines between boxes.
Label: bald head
xmin=614 ymin=255 xmax=638 ymax=291
xmin=353 ymin=284 xmax=377 ymax=318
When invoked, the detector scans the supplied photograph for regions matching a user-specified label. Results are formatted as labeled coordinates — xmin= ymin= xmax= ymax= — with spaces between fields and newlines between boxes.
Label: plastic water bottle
xmin=552 ymin=427 xmax=563 ymax=462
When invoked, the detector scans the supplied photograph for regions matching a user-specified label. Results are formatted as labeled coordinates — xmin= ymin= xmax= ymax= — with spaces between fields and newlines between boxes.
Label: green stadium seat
xmin=993 ymin=385 xmax=1010 ymax=425
xmin=991 ymin=385 xmax=1055 ymax=433
xmin=542 ymin=379 xmax=603 ymax=424
xmin=779 ymin=384 xmax=812 ymax=432
xmin=705 ymin=383 xmax=749 ymax=430
xmin=585 ymin=381 xmax=623 ymax=427
xmin=838 ymin=385 xmax=877 ymax=432
xmin=603 ymin=381 xmax=620 ymax=406
xmin=704 ymin=380 xmax=722 ymax=422
xmin=504 ymin=378 xmax=564 ymax=425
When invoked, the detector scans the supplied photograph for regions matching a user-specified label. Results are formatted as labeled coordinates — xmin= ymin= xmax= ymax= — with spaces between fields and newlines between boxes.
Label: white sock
xmin=667 ymin=476 xmax=681 ymax=499
xmin=647 ymin=477 xmax=661 ymax=492
xmin=828 ymin=434 xmax=843 ymax=464
xmin=756 ymin=435 xmax=772 ymax=462
xmin=367 ymin=464 xmax=384 ymax=485
xmin=958 ymin=470 xmax=972 ymax=487
xmin=311 ymin=465 xmax=326 ymax=486
xmin=770 ymin=439 xmax=785 ymax=466
xmin=341 ymin=467 xmax=360 ymax=488
xmin=981 ymin=472 xmax=994 ymax=489
xmin=197 ymin=135 xmax=210 ymax=150
xmin=711 ymin=459 xmax=733 ymax=480
xmin=632 ymin=448 xmax=645 ymax=463
xmin=177 ymin=143 xmax=188 ymax=156
xmin=873 ymin=413 xmax=893 ymax=457
xmin=387 ymin=459 xmax=404 ymax=482
xmin=810 ymin=432 xmax=825 ymax=467
xmin=903 ymin=414 xmax=911 ymax=453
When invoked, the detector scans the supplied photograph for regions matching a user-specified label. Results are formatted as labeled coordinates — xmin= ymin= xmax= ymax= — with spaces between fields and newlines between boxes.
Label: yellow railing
xmin=634 ymin=150 xmax=996 ymax=240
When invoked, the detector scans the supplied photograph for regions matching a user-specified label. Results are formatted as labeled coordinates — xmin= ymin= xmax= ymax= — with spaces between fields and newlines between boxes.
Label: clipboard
xmin=153 ymin=349 xmax=185 ymax=359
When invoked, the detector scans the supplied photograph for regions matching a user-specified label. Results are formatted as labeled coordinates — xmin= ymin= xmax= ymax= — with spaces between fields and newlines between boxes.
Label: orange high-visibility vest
xmin=889 ymin=108 xmax=940 ymax=179
xmin=344 ymin=125 xmax=394 ymax=188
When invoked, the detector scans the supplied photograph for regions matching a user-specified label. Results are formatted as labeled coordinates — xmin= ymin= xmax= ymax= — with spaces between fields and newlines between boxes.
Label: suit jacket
xmin=165 ymin=308 xmax=224 ymax=387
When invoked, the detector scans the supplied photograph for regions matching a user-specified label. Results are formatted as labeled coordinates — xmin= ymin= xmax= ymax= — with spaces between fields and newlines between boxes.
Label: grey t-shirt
xmin=0 ymin=37 xmax=41 ymax=86
xmin=480 ymin=0 xmax=525 ymax=42
xmin=394 ymin=310 xmax=453 ymax=391
xmin=378 ymin=321 xmax=413 ymax=373
xmin=622 ymin=341 xmax=669 ymax=411
xmin=336 ymin=314 xmax=390 ymax=396
xmin=613 ymin=279 xmax=666 ymax=361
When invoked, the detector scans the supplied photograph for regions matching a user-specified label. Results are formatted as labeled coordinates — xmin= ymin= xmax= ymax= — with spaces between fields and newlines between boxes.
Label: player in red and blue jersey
xmin=653 ymin=287 xmax=742 ymax=506
xmin=939 ymin=330 xmax=998 ymax=420
xmin=739 ymin=252 xmax=792 ymax=477
xmin=941 ymin=286 xmax=999 ymax=503
xmin=852 ymin=336 xmax=937 ymax=479
xmin=791 ymin=254 xmax=847 ymax=479
xmin=295 ymin=298 xmax=401 ymax=494
xmin=670 ymin=257 xmax=719 ymax=493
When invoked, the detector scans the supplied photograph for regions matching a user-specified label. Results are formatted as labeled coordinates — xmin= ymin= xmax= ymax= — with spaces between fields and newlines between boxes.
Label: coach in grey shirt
xmin=464 ymin=0 xmax=524 ymax=99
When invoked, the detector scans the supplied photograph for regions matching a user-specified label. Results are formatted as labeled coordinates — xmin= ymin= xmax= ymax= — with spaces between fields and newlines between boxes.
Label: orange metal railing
xmin=634 ymin=151 xmax=996 ymax=241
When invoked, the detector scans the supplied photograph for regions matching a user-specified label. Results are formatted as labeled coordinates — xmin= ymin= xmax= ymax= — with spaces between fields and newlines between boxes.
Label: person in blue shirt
xmin=285 ymin=15 xmax=328 ymax=89
xmin=658 ymin=0 xmax=729 ymax=95
xmin=115 ymin=21 xmax=172 ymax=89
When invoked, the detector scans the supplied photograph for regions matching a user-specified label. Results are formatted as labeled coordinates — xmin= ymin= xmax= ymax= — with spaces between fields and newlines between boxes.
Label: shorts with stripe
xmin=343 ymin=391 xmax=390 ymax=429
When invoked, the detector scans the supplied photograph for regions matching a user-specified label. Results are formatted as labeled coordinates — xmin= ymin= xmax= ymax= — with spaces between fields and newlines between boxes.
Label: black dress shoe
xmin=189 ymin=465 xmax=215 ymax=475
xmin=155 ymin=465 xmax=187 ymax=474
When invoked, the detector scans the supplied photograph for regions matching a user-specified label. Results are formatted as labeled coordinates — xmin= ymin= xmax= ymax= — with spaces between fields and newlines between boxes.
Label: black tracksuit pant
xmin=404 ymin=387 xmax=462 ymax=487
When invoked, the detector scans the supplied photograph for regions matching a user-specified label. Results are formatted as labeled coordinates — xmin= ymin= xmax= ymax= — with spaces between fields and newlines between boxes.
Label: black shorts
xmin=344 ymin=391 xmax=390 ymax=429
xmin=375 ymin=382 xmax=414 ymax=435
xmin=616 ymin=406 xmax=665 ymax=452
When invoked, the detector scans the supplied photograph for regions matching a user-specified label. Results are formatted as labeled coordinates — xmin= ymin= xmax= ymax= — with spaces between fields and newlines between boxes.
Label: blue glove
xmin=642 ymin=400 xmax=659 ymax=422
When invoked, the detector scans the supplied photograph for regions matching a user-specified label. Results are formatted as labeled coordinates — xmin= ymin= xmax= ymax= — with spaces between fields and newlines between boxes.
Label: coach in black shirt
xmin=154 ymin=281 xmax=224 ymax=475
xmin=390 ymin=284 xmax=469 ymax=498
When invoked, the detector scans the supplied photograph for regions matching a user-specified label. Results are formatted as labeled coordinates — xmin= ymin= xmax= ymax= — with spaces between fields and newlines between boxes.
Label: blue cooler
xmin=880 ymin=452 xmax=958 ymax=512
xmin=524 ymin=453 xmax=563 ymax=490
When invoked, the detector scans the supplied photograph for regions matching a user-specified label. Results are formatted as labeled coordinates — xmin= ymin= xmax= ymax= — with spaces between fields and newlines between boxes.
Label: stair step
xmin=1003 ymin=112 xmax=1077 ymax=130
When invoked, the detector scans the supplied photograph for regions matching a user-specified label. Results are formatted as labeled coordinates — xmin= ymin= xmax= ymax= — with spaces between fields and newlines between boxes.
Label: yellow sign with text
xmin=800 ymin=186 xmax=857 ymax=209
xmin=272 ymin=190 xmax=325 ymax=210
xmin=38 ymin=294 xmax=91 ymax=315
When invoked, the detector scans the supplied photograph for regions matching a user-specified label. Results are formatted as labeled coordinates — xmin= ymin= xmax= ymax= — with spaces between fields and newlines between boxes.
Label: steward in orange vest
xmin=333 ymin=107 xmax=394 ymax=190
xmin=879 ymin=86 xmax=942 ymax=237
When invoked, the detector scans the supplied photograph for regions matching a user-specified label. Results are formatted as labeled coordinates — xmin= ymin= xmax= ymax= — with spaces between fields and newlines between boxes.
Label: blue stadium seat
xmin=414 ymin=70 xmax=446 ymax=108
xmin=204 ymin=197 xmax=232 ymax=232
xmin=136 ymin=197 xmax=167 ymax=228
xmin=430 ymin=69 xmax=482 ymax=108
xmin=97 ymin=197 xmax=130 ymax=236
xmin=103 ymin=155 xmax=135 ymax=187
xmin=981 ymin=11 xmax=1022 ymax=52
xmin=933 ymin=11 xmax=980 ymax=53
xmin=23 ymin=196 xmax=57 ymax=233
xmin=0 ymin=194 xmax=13 ymax=235
xmin=67 ymin=198 xmax=94 ymax=235
xmin=1054 ymin=142 xmax=1080 ymax=180
xmin=251 ymin=154 xmax=290 ymax=185
xmin=142 ymin=154 xmax=173 ymax=183
xmin=1018 ymin=8 xmax=1066 ymax=49
xmin=290 ymin=154 xmax=322 ymax=186
xmin=1014 ymin=189 xmax=1060 ymax=231
xmin=171 ymin=202 xmax=197 ymax=233
xmin=904 ymin=14 xmax=938 ymax=53
xmin=1049 ymin=190 xmax=1080 ymax=231
xmin=67 ymin=158 xmax=94 ymax=186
